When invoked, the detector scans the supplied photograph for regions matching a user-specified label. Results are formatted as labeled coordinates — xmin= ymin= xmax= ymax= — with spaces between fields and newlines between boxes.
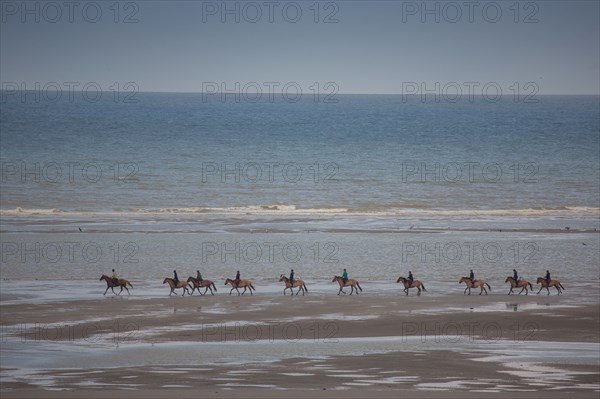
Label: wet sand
xmin=1 ymin=291 xmax=599 ymax=398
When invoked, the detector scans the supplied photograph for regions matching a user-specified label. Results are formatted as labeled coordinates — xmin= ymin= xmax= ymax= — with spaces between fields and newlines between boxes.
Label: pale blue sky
xmin=1 ymin=0 xmax=599 ymax=94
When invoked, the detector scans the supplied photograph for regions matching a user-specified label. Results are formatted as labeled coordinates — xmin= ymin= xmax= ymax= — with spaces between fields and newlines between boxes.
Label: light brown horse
xmin=459 ymin=277 xmax=491 ymax=295
xmin=397 ymin=277 xmax=426 ymax=296
xmin=225 ymin=278 xmax=255 ymax=296
xmin=100 ymin=274 xmax=133 ymax=296
xmin=279 ymin=275 xmax=308 ymax=296
xmin=163 ymin=277 xmax=190 ymax=296
xmin=332 ymin=275 xmax=363 ymax=295
xmin=536 ymin=277 xmax=565 ymax=295
xmin=505 ymin=276 xmax=533 ymax=295
xmin=187 ymin=277 xmax=218 ymax=295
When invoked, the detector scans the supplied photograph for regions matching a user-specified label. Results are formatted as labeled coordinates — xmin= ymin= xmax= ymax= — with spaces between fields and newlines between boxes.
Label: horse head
xmin=163 ymin=278 xmax=169 ymax=284
xmin=536 ymin=277 xmax=543 ymax=284
xmin=505 ymin=277 xmax=511 ymax=283
xmin=279 ymin=274 xmax=287 ymax=282
xmin=100 ymin=275 xmax=107 ymax=281
xmin=397 ymin=276 xmax=405 ymax=283
xmin=332 ymin=276 xmax=340 ymax=282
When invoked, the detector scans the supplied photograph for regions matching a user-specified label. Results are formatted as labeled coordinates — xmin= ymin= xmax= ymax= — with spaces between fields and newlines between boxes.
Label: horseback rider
xmin=234 ymin=270 xmax=241 ymax=286
xmin=407 ymin=271 xmax=414 ymax=288
xmin=513 ymin=269 xmax=519 ymax=282
xmin=469 ymin=269 xmax=475 ymax=285
xmin=111 ymin=269 xmax=119 ymax=286
xmin=289 ymin=269 xmax=295 ymax=285
xmin=196 ymin=270 xmax=203 ymax=283
xmin=545 ymin=270 xmax=551 ymax=283
xmin=173 ymin=270 xmax=179 ymax=286
xmin=342 ymin=268 xmax=348 ymax=285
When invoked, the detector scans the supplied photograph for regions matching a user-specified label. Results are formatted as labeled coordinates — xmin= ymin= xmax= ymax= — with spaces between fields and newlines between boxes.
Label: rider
xmin=342 ymin=268 xmax=348 ymax=285
xmin=469 ymin=269 xmax=475 ymax=285
xmin=407 ymin=271 xmax=414 ymax=288
xmin=289 ymin=269 xmax=295 ymax=285
xmin=545 ymin=270 xmax=551 ymax=283
xmin=234 ymin=270 xmax=241 ymax=286
xmin=513 ymin=269 xmax=519 ymax=282
xmin=173 ymin=270 xmax=179 ymax=286
xmin=111 ymin=269 xmax=119 ymax=286
xmin=196 ymin=270 xmax=203 ymax=283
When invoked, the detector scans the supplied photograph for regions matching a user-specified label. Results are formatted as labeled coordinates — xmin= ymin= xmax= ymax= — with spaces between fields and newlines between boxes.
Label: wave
xmin=1 ymin=205 xmax=599 ymax=218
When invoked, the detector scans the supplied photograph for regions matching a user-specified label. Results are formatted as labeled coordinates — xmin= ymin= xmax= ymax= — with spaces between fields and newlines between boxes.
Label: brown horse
xmin=459 ymin=277 xmax=491 ymax=295
xmin=225 ymin=278 xmax=255 ymax=296
xmin=279 ymin=275 xmax=308 ymax=296
xmin=332 ymin=276 xmax=363 ymax=295
xmin=187 ymin=277 xmax=218 ymax=296
xmin=396 ymin=277 xmax=426 ymax=296
xmin=163 ymin=277 xmax=190 ymax=296
xmin=100 ymin=275 xmax=133 ymax=296
xmin=536 ymin=277 xmax=565 ymax=295
xmin=505 ymin=276 xmax=533 ymax=295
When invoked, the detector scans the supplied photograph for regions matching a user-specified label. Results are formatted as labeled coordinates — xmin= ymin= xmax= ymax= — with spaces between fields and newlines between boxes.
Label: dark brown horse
xmin=100 ymin=275 xmax=133 ymax=296
xmin=225 ymin=278 xmax=255 ymax=296
xmin=505 ymin=276 xmax=533 ymax=295
xmin=187 ymin=276 xmax=218 ymax=295
xmin=163 ymin=277 xmax=190 ymax=296
xmin=459 ymin=277 xmax=491 ymax=295
xmin=397 ymin=277 xmax=426 ymax=296
xmin=332 ymin=276 xmax=362 ymax=295
xmin=536 ymin=277 xmax=565 ymax=295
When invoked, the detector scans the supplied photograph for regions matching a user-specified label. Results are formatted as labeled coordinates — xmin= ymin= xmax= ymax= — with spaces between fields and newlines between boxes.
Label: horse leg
xmin=405 ymin=287 xmax=409 ymax=296
xmin=468 ymin=287 xmax=471 ymax=295
xmin=229 ymin=287 xmax=235 ymax=296
xmin=546 ymin=287 xmax=550 ymax=295
xmin=463 ymin=286 xmax=468 ymax=295
xmin=283 ymin=287 xmax=288 ymax=296
xmin=118 ymin=287 xmax=123 ymax=295
xmin=103 ymin=286 xmax=109 ymax=295
xmin=124 ymin=286 xmax=130 ymax=295
xmin=417 ymin=287 xmax=421 ymax=296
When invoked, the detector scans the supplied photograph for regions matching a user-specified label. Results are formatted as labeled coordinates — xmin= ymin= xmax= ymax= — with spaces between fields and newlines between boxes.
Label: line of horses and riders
xmin=100 ymin=268 xmax=565 ymax=297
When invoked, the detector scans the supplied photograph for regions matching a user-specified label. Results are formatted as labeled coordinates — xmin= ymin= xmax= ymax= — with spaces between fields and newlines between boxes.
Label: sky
xmin=1 ymin=0 xmax=599 ymax=95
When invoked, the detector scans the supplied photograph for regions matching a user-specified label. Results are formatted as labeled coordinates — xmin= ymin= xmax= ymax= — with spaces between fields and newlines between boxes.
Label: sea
xmin=1 ymin=93 xmax=599 ymax=299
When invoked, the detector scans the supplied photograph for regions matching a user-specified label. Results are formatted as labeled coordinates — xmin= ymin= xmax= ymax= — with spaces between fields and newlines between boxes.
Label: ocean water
xmin=1 ymin=94 xmax=599 ymax=287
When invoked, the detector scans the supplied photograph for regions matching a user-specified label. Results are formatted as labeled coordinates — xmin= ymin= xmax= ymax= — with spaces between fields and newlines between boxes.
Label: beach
xmin=1 ymin=282 xmax=599 ymax=398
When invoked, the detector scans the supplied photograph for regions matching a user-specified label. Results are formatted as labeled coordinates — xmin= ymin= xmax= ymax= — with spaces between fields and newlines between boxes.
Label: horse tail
xmin=303 ymin=283 xmax=308 ymax=293
xmin=128 ymin=281 xmax=133 ymax=288
xmin=357 ymin=282 xmax=363 ymax=292
xmin=486 ymin=283 xmax=491 ymax=291
xmin=528 ymin=282 xmax=533 ymax=290
xmin=212 ymin=282 xmax=217 ymax=292
xmin=250 ymin=283 xmax=256 ymax=291
xmin=559 ymin=283 xmax=565 ymax=290
xmin=421 ymin=283 xmax=426 ymax=291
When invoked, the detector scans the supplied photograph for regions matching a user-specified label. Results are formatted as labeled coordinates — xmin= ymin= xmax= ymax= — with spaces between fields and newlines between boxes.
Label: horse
xmin=225 ymin=278 xmax=256 ymax=296
xmin=459 ymin=277 xmax=491 ymax=295
xmin=279 ymin=274 xmax=308 ymax=296
xmin=100 ymin=275 xmax=133 ymax=296
xmin=332 ymin=276 xmax=363 ymax=295
xmin=187 ymin=277 xmax=218 ymax=296
xmin=536 ymin=277 xmax=565 ymax=295
xmin=505 ymin=276 xmax=533 ymax=295
xmin=396 ymin=277 xmax=426 ymax=296
xmin=163 ymin=277 xmax=190 ymax=296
